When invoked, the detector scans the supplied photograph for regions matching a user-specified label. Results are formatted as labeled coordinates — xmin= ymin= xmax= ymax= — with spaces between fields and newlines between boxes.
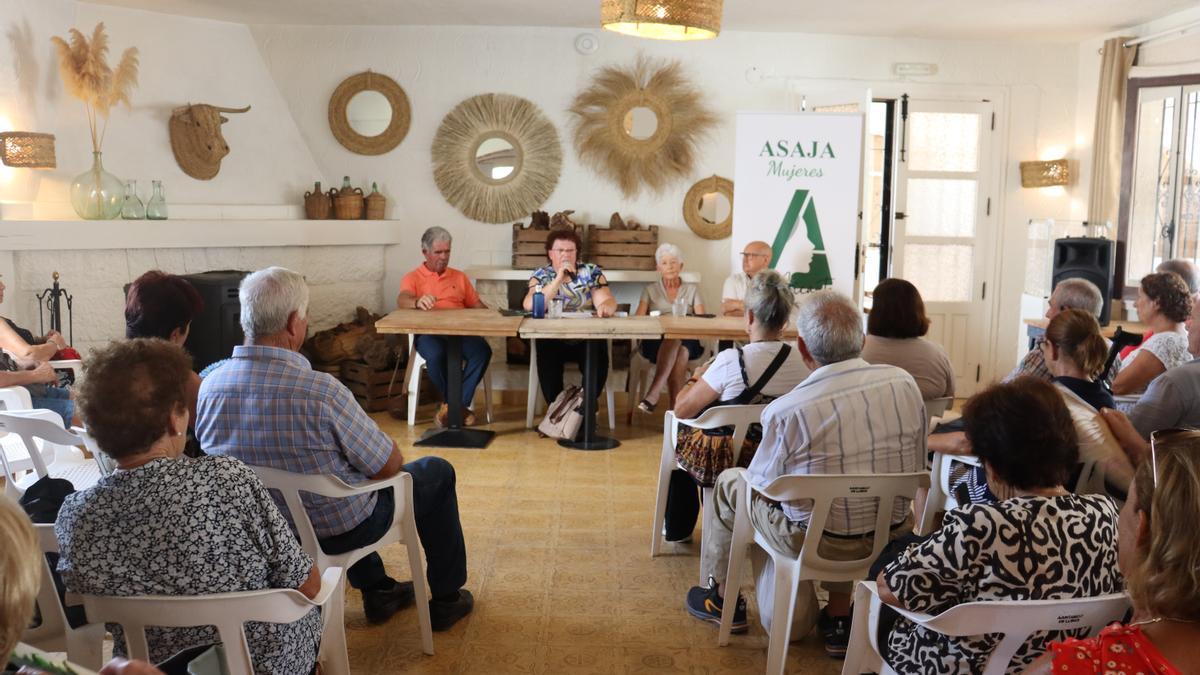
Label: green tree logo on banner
xmin=769 ymin=189 xmax=832 ymax=290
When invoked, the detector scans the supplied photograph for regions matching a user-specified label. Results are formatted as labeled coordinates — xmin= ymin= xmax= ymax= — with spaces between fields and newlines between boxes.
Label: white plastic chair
xmin=82 ymin=566 xmax=349 ymax=675
xmin=0 ymin=385 xmax=33 ymax=410
xmin=22 ymin=523 xmax=106 ymax=671
xmin=0 ymin=410 xmax=101 ymax=498
xmin=717 ymin=469 xmax=930 ymax=675
xmin=403 ymin=334 xmax=494 ymax=426
xmin=71 ymin=425 xmax=115 ymax=477
xmin=525 ymin=338 xmax=616 ymax=430
xmin=250 ymin=466 xmax=434 ymax=655
xmin=924 ymin=397 xmax=953 ymax=427
xmin=50 ymin=359 xmax=84 ymax=385
xmin=841 ymin=580 xmax=1130 ymax=675
xmin=650 ymin=405 xmax=766 ymax=584
xmin=918 ymin=452 xmax=982 ymax=535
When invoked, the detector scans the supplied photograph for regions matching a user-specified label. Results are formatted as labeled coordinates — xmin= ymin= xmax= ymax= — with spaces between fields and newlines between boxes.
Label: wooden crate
xmin=512 ymin=223 xmax=582 ymax=268
xmin=586 ymin=224 xmax=658 ymax=270
xmin=340 ymin=360 xmax=404 ymax=413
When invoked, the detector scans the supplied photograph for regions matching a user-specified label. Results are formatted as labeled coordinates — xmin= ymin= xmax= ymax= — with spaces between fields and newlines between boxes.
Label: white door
xmin=892 ymin=99 xmax=996 ymax=396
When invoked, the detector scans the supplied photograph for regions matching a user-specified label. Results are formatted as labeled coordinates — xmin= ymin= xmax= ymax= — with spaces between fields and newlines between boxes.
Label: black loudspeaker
xmin=181 ymin=270 xmax=248 ymax=372
xmin=1052 ymin=238 xmax=1114 ymax=326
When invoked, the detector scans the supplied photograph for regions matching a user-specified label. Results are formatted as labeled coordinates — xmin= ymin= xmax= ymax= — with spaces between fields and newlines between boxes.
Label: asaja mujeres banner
xmin=731 ymin=112 xmax=864 ymax=295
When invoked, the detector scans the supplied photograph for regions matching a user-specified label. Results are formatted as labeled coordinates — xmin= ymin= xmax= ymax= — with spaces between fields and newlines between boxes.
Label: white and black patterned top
xmin=882 ymin=494 xmax=1122 ymax=674
xmin=55 ymin=456 xmax=321 ymax=675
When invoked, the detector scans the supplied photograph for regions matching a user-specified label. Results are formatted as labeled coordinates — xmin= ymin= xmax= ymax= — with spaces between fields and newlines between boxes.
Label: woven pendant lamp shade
xmin=601 ymin=0 xmax=723 ymax=40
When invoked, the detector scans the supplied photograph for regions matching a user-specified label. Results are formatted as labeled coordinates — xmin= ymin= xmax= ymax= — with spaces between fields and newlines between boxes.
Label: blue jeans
xmin=317 ymin=456 xmax=467 ymax=597
xmin=413 ymin=335 xmax=492 ymax=409
xmin=27 ymin=384 xmax=74 ymax=426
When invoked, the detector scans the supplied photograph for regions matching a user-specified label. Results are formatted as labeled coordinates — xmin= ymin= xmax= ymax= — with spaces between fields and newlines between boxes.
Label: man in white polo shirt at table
xmin=721 ymin=240 xmax=773 ymax=317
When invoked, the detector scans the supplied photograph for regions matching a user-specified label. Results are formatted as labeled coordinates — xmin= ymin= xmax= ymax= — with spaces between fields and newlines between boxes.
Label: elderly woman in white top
xmin=663 ymin=270 xmax=810 ymax=542
xmin=635 ymin=243 xmax=706 ymax=414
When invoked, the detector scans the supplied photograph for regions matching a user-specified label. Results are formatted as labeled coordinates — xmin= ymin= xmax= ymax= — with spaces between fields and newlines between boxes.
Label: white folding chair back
xmin=924 ymin=397 xmax=953 ymax=426
xmin=718 ymin=469 xmax=930 ymax=675
xmin=0 ymin=410 xmax=101 ymax=498
xmin=918 ymin=452 xmax=982 ymax=535
xmin=250 ymin=466 xmax=434 ymax=655
xmin=0 ymin=385 xmax=33 ymax=411
xmin=22 ymin=523 xmax=105 ymax=670
xmin=82 ymin=567 xmax=349 ymax=675
xmin=525 ymin=338 xmax=617 ymax=430
xmin=651 ymin=405 xmax=766 ymax=584
xmin=404 ymin=334 xmax=493 ymax=426
xmin=842 ymin=581 xmax=1130 ymax=675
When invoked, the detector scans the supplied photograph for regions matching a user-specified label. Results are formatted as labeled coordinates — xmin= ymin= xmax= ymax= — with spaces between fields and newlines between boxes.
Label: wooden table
xmin=376 ymin=309 xmax=524 ymax=448
xmin=520 ymin=316 xmax=662 ymax=451
xmin=659 ymin=315 xmax=799 ymax=341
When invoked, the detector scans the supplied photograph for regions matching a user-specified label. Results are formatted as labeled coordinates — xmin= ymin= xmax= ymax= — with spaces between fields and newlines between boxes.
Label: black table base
xmin=558 ymin=338 xmax=620 ymax=451
xmin=412 ymin=333 xmax=494 ymax=449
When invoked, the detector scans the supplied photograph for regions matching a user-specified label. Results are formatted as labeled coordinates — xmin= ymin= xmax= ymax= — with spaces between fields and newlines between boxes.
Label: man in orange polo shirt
xmin=397 ymin=226 xmax=491 ymax=426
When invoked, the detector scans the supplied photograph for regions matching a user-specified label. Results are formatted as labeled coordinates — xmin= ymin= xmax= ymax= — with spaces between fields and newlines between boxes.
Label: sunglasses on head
xmin=1149 ymin=428 xmax=1200 ymax=487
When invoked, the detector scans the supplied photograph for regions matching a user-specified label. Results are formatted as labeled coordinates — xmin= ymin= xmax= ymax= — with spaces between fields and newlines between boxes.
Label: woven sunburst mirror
xmin=432 ymin=93 xmax=562 ymax=223
xmin=568 ymin=56 xmax=717 ymax=198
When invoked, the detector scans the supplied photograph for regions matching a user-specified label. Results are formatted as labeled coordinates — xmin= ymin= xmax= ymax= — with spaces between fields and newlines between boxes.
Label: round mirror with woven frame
xmin=328 ymin=71 xmax=411 ymax=155
xmin=683 ymin=175 xmax=734 ymax=240
xmin=432 ymin=93 xmax=562 ymax=224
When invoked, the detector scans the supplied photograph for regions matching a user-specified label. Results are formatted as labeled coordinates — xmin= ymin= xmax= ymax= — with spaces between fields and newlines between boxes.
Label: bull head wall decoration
xmin=168 ymin=103 xmax=251 ymax=180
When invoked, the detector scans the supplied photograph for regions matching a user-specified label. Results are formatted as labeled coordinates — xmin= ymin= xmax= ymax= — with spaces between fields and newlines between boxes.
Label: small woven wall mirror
xmin=432 ymin=93 xmax=562 ymax=223
xmin=568 ymin=55 xmax=717 ymax=198
xmin=329 ymin=71 xmax=411 ymax=155
xmin=683 ymin=175 xmax=733 ymax=240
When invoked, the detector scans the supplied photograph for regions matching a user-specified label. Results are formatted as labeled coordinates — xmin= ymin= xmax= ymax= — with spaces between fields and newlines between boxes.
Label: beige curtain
xmin=1087 ymin=37 xmax=1138 ymax=227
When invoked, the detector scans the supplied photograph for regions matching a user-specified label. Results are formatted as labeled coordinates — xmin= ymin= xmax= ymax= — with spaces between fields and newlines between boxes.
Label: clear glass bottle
xmin=146 ymin=180 xmax=168 ymax=220
xmin=120 ymin=180 xmax=145 ymax=219
xmin=69 ymin=151 xmax=123 ymax=219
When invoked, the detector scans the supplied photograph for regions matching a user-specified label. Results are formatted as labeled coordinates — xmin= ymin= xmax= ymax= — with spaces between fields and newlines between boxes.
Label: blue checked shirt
xmin=196 ymin=345 xmax=393 ymax=538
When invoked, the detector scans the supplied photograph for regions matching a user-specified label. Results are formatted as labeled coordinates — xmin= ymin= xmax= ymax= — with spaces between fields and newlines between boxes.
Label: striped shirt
xmin=746 ymin=358 xmax=927 ymax=534
xmin=196 ymin=345 xmax=394 ymax=538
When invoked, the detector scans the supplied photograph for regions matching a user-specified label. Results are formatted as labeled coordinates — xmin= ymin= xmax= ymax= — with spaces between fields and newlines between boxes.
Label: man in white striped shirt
xmin=686 ymin=290 xmax=927 ymax=658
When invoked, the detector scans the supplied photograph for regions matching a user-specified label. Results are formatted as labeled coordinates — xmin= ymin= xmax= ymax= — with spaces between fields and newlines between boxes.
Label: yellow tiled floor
xmin=344 ymin=399 xmax=841 ymax=674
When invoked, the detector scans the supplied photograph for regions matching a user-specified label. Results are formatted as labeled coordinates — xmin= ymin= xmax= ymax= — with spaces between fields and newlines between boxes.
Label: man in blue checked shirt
xmin=196 ymin=266 xmax=473 ymax=630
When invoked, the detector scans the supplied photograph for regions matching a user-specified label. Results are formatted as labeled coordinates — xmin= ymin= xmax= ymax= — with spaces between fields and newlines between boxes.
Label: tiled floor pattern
xmin=345 ymin=401 xmax=842 ymax=674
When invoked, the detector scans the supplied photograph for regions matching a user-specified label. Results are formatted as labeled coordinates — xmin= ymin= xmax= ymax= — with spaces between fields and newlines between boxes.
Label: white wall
xmin=2 ymin=1 xmax=1090 ymax=377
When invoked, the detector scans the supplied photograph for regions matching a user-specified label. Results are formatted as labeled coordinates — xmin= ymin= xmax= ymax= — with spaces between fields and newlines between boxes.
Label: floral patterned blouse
xmin=1051 ymin=623 xmax=1182 ymax=674
xmin=55 ymin=456 xmax=320 ymax=675
xmin=529 ymin=262 xmax=608 ymax=312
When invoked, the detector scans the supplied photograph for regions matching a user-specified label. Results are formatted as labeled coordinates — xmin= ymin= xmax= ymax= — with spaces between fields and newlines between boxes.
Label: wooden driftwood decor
xmin=169 ymin=103 xmax=251 ymax=180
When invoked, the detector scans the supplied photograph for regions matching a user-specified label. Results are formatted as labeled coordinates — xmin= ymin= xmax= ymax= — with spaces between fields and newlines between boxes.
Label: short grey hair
xmin=239 ymin=267 xmax=309 ymax=341
xmin=1052 ymin=278 xmax=1103 ymax=317
xmin=421 ymin=226 xmax=452 ymax=252
xmin=796 ymin=290 xmax=864 ymax=365
xmin=1157 ymin=259 xmax=1200 ymax=294
xmin=745 ymin=270 xmax=795 ymax=333
xmin=655 ymin=243 xmax=683 ymax=265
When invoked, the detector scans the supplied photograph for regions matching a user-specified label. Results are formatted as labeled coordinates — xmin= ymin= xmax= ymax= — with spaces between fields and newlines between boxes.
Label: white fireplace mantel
xmin=0 ymin=219 xmax=405 ymax=250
